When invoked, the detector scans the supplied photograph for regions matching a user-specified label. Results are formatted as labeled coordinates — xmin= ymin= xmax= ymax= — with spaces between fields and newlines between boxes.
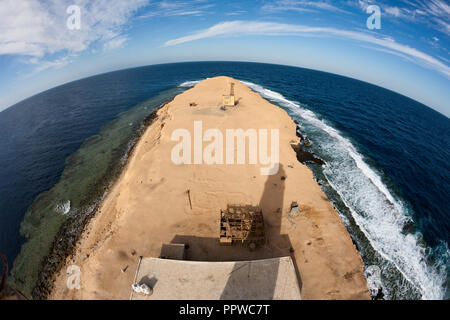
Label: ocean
xmin=0 ymin=62 xmax=448 ymax=299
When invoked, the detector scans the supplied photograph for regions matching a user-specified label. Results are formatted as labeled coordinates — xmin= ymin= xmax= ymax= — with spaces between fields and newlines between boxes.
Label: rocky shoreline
xmin=49 ymin=77 xmax=369 ymax=300
xmin=32 ymin=108 xmax=161 ymax=299
xmin=13 ymin=104 xmax=165 ymax=299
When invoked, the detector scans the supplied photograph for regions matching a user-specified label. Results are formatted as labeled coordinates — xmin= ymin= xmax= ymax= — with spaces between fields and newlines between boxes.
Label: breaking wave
xmin=54 ymin=200 xmax=71 ymax=215
xmin=241 ymin=80 xmax=447 ymax=300
xmin=179 ymin=80 xmax=203 ymax=88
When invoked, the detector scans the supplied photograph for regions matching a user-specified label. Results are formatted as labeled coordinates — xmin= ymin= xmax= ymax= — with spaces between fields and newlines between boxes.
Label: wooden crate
xmin=219 ymin=205 xmax=265 ymax=246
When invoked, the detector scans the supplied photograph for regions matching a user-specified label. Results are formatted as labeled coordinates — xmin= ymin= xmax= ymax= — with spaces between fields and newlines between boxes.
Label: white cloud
xmin=225 ymin=11 xmax=247 ymax=16
xmin=164 ymin=20 xmax=450 ymax=78
xmin=423 ymin=1 xmax=450 ymax=35
xmin=358 ymin=0 xmax=450 ymax=36
xmin=262 ymin=0 xmax=350 ymax=14
xmin=31 ymin=56 xmax=71 ymax=73
xmin=384 ymin=6 xmax=401 ymax=17
xmin=139 ymin=0 xmax=214 ymax=18
xmin=0 ymin=0 xmax=148 ymax=67
xmin=103 ymin=37 xmax=128 ymax=51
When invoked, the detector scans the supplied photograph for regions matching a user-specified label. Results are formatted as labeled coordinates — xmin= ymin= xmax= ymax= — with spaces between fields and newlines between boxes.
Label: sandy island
xmin=50 ymin=76 xmax=369 ymax=300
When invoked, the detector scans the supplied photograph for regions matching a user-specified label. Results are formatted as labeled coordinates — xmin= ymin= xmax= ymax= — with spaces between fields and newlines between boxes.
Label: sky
xmin=0 ymin=0 xmax=449 ymax=116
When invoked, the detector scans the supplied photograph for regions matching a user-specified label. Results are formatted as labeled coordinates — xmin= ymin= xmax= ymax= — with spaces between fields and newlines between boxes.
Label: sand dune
xmin=50 ymin=76 xmax=369 ymax=300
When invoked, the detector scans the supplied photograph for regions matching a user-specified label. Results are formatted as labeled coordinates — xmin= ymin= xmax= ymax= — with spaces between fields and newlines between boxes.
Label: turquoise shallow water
xmin=0 ymin=62 xmax=448 ymax=299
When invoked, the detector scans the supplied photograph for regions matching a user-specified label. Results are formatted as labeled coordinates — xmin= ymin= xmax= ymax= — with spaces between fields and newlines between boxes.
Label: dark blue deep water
xmin=0 ymin=62 xmax=448 ymax=299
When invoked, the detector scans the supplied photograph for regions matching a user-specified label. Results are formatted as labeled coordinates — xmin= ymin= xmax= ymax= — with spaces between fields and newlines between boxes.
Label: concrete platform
xmin=130 ymin=256 xmax=301 ymax=300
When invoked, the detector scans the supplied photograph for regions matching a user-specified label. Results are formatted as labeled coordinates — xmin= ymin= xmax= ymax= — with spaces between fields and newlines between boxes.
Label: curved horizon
xmin=0 ymin=1 xmax=448 ymax=117
xmin=2 ymin=60 xmax=449 ymax=119
xmin=1 ymin=1 xmax=449 ymax=303
xmin=2 ymin=64 xmax=448 ymax=300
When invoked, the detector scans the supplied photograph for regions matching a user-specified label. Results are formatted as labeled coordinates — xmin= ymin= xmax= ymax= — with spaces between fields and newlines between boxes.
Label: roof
xmin=131 ymin=256 xmax=301 ymax=300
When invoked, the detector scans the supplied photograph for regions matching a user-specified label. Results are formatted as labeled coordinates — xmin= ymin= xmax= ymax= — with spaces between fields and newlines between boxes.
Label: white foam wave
xmin=179 ymin=80 xmax=202 ymax=87
xmin=55 ymin=200 xmax=71 ymax=215
xmin=241 ymin=80 xmax=446 ymax=299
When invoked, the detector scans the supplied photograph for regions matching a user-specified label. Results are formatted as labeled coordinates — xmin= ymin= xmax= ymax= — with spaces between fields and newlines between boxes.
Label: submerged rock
xmin=291 ymin=143 xmax=325 ymax=166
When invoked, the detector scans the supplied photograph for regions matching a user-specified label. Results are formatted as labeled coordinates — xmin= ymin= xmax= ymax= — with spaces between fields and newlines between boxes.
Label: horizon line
xmin=1 ymin=59 xmax=448 ymax=119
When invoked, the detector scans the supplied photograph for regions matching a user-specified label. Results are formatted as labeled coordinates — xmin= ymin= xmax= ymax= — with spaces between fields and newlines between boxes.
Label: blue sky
xmin=0 ymin=0 xmax=449 ymax=116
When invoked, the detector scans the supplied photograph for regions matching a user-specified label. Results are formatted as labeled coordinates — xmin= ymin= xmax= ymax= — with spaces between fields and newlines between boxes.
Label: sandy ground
xmin=50 ymin=76 xmax=369 ymax=300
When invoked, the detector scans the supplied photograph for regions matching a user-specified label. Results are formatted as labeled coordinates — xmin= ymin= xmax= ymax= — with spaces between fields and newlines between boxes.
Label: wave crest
xmin=241 ymin=80 xmax=447 ymax=300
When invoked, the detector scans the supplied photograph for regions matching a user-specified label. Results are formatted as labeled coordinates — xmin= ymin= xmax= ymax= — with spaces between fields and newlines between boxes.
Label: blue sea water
xmin=0 ymin=62 xmax=448 ymax=299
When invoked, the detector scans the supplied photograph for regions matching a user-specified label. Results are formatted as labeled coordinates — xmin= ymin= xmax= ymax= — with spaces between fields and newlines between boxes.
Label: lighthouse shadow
xmin=219 ymin=164 xmax=301 ymax=299
xmin=168 ymin=164 xmax=302 ymax=299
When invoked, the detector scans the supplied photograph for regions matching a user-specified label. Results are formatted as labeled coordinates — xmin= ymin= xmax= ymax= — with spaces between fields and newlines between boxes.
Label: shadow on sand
xmin=167 ymin=164 xmax=302 ymax=299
